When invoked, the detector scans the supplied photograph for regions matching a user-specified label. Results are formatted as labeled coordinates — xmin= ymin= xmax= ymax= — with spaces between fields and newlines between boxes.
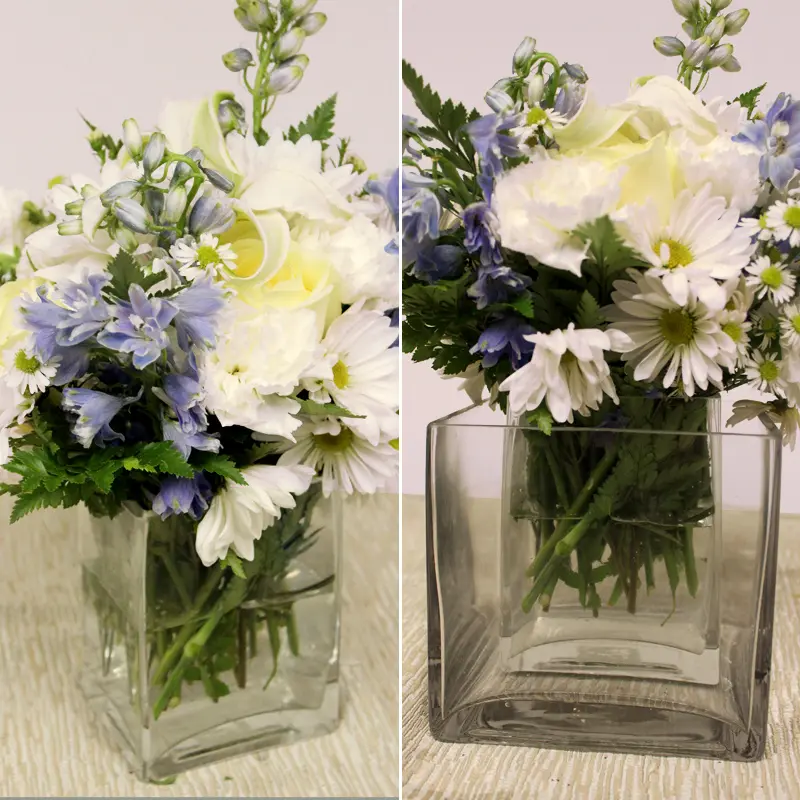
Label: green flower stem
xmin=235 ymin=609 xmax=247 ymax=689
xmin=286 ymin=607 xmax=300 ymax=657
xmin=525 ymin=444 xmax=619 ymax=579
xmin=663 ymin=546 xmax=680 ymax=600
xmin=644 ymin=537 xmax=655 ymax=594
xmin=522 ymin=557 xmax=563 ymax=613
xmin=608 ymin=576 xmax=624 ymax=607
xmin=264 ymin=613 xmax=282 ymax=689
xmin=554 ymin=511 xmax=598 ymax=558
xmin=158 ymin=552 xmax=192 ymax=610
xmin=543 ymin=444 xmax=570 ymax=512
xmin=682 ymin=527 xmax=699 ymax=598
xmin=539 ymin=570 xmax=560 ymax=612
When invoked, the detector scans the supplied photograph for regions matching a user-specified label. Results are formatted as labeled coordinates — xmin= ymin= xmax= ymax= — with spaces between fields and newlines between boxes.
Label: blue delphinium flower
xmin=62 ymin=387 xmax=138 ymax=448
xmin=152 ymin=473 xmax=212 ymax=521
xmin=733 ymin=93 xmax=800 ymax=190
xmin=366 ymin=168 xmax=399 ymax=229
xmin=402 ymin=174 xmax=441 ymax=247
xmin=463 ymin=202 xmax=502 ymax=266
xmin=468 ymin=264 xmax=532 ymax=310
xmin=402 ymin=115 xmax=423 ymax=160
xmin=470 ymin=317 xmax=536 ymax=369
xmin=170 ymin=276 xmax=226 ymax=351
xmin=98 ymin=285 xmax=177 ymax=369
xmin=385 ymin=307 xmax=399 ymax=349
xmin=410 ymin=243 xmax=464 ymax=283
xmin=466 ymin=113 xmax=522 ymax=200
xmin=163 ymin=420 xmax=221 ymax=459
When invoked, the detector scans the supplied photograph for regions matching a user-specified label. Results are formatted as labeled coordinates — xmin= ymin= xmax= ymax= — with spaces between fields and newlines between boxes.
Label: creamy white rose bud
xmin=163 ymin=185 xmax=188 ymax=224
xmin=297 ymin=12 xmax=326 ymax=35
xmin=122 ymin=118 xmax=143 ymax=161
xmin=705 ymin=16 xmax=726 ymax=43
xmin=267 ymin=65 xmax=303 ymax=94
xmin=527 ymin=73 xmax=545 ymax=105
xmin=274 ymin=28 xmax=305 ymax=60
xmin=705 ymin=43 xmax=734 ymax=68
xmin=513 ymin=36 xmax=537 ymax=75
xmin=654 ymin=36 xmax=685 ymax=57
xmin=724 ymin=9 xmax=750 ymax=35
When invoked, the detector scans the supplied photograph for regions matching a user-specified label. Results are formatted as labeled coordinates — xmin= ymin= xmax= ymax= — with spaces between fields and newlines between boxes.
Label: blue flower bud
xmin=705 ymin=16 xmax=726 ymax=43
xmin=58 ymin=219 xmax=83 ymax=236
xmin=724 ymin=9 xmax=750 ymax=35
xmin=485 ymin=88 xmax=514 ymax=113
xmin=684 ymin=37 xmax=712 ymax=66
xmin=222 ymin=48 xmax=254 ymax=72
xmin=143 ymin=132 xmax=167 ymax=176
xmin=122 ymin=118 xmax=143 ymax=161
xmin=64 ymin=198 xmax=84 ymax=216
xmin=202 ymin=167 xmax=235 ymax=193
xmin=562 ymin=63 xmax=588 ymax=83
xmin=188 ymin=196 xmax=235 ymax=236
xmin=721 ymin=54 xmax=741 ymax=72
xmin=101 ymin=181 xmax=140 ymax=207
xmin=297 ymin=12 xmax=326 ymax=35
xmin=513 ymin=37 xmax=537 ymax=75
xmin=274 ymin=29 xmax=305 ymax=60
xmin=145 ymin=189 xmax=164 ymax=221
xmin=527 ymin=74 xmax=545 ymax=105
xmin=268 ymin=65 xmax=303 ymax=94
xmin=706 ymin=43 xmax=734 ymax=68
xmin=163 ymin=186 xmax=188 ymax=224
xmin=113 ymin=198 xmax=151 ymax=234
xmin=672 ymin=0 xmax=699 ymax=17
xmin=654 ymin=36 xmax=685 ymax=57
xmin=218 ymin=98 xmax=247 ymax=136
xmin=113 ymin=226 xmax=139 ymax=252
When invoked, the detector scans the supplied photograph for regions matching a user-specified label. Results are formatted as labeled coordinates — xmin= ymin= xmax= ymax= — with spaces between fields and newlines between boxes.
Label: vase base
xmin=430 ymin=695 xmax=766 ymax=762
xmin=80 ymin=675 xmax=341 ymax=781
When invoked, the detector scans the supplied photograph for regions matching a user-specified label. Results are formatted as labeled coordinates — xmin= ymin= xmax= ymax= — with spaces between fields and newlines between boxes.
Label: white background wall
xmin=401 ymin=0 xmax=800 ymax=511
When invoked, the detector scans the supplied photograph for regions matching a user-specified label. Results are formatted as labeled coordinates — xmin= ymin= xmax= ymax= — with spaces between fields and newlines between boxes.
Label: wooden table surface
xmin=0 ymin=493 xmax=399 ymax=798
xmin=402 ymin=495 xmax=800 ymax=800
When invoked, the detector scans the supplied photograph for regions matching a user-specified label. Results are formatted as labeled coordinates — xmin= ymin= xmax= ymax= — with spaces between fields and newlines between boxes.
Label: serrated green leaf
xmin=526 ymin=407 xmax=553 ymax=436
xmin=509 ymin=295 xmax=535 ymax=319
xmin=734 ymin=83 xmax=766 ymax=120
xmin=221 ymin=551 xmax=247 ymax=579
xmin=574 ymin=216 xmax=648 ymax=277
xmin=135 ymin=442 xmax=195 ymax=478
xmin=287 ymin=94 xmax=337 ymax=143
xmin=296 ymin=398 xmax=363 ymax=419
xmin=193 ymin=453 xmax=246 ymax=484
xmin=576 ymin=291 xmax=605 ymax=328
xmin=105 ymin=250 xmax=148 ymax=300
xmin=10 ymin=491 xmax=61 ymax=523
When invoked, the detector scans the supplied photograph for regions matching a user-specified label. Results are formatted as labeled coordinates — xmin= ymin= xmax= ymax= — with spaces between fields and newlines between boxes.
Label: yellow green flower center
xmin=761 ymin=265 xmax=784 ymax=290
xmin=196 ymin=244 xmax=221 ymax=268
xmin=14 ymin=350 xmax=41 ymax=375
xmin=759 ymin=214 xmax=770 ymax=230
xmin=313 ymin=427 xmax=354 ymax=454
xmin=759 ymin=360 xmax=780 ymax=383
xmin=389 ymin=438 xmax=399 ymax=451
xmin=660 ymin=309 xmax=695 ymax=346
xmin=654 ymin=238 xmax=694 ymax=270
xmin=792 ymin=314 xmax=800 ymax=335
xmin=722 ymin=322 xmax=743 ymax=343
xmin=784 ymin=206 xmax=800 ymax=229
xmin=526 ymin=107 xmax=548 ymax=126
xmin=332 ymin=360 xmax=350 ymax=390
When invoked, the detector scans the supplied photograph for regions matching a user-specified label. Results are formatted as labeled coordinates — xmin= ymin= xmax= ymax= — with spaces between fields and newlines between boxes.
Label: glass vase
xmin=426 ymin=399 xmax=782 ymax=761
xmin=79 ymin=483 xmax=341 ymax=781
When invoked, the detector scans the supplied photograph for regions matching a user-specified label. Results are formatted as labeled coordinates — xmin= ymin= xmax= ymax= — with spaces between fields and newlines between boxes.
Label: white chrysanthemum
xmin=199 ymin=303 xmax=328 ymax=439
xmin=0 ymin=188 xmax=30 ymax=255
xmin=745 ymin=350 xmax=789 ymax=396
xmin=171 ymin=233 xmax=237 ymax=281
xmin=304 ymin=305 xmax=398 ymax=444
xmin=738 ymin=213 xmax=774 ymax=243
xmin=728 ymin=399 xmax=800 ymax=450
xmin=498 ymin=324 xmax=630 ymax=422
xmin=195 ymin=464 xmax=315 ymax=566
xmin=671 ymin=130 xmax=761 ymax=214
xmin=766 ymin=199 xmax=800 ymax=247
xmin=606 ymin=272 xmax=737 ymax=396
xmin=494 ymin=155 xmax=624 ymax=275
xmin=615 ymin=184 xmax=754 ymax=310
xmin=781 ymin=301 xmax=800 ymax=351
xmin=278 ymin=419 xmax=397 ymax=496
xmin=745 ymin=256 xmax=796 ymax=306
xmin=2 ymin=345 xmax=58 ymax=395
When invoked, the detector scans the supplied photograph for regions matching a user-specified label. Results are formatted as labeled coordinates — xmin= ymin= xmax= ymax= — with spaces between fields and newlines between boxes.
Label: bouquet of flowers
xmin=0 ymin=0 xmax=398 ymax=725
xmin=403 ymin=0 xmax=796 ymax=616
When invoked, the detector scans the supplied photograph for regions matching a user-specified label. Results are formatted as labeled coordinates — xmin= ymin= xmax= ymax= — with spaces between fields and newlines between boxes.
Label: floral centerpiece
xmin=0 ymin=0 xmax=398 ymax=780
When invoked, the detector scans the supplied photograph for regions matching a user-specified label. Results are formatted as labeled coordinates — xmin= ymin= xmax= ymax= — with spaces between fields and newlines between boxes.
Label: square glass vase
xmin=79 ymin=484 xmax=342 ymax=781
xmin=426 ymin=399 xmax=782 ymax=761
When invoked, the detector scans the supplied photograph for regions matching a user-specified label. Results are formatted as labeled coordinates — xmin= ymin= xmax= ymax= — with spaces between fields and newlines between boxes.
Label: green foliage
xmin=296 ymin=398 xmax=363 ymax=419
xmin=574 ymin=216 xmax=649 ymax=281
xmin=576 ymin=291 xmax=605 ymax=329
xmin=105 ymin=250 xmax=158 ymax=299
xmin=734 ymin=83 xmax=767 ymax=120
xmin=287 ymin=94 xmax=337 ymax=142
xmin=221 ymin=551 xmax=247 ymax=579
xmin=527 ymin=407 xmax=553 ymax=436
xmin=192 ymin=453 xmax=247 ymax=485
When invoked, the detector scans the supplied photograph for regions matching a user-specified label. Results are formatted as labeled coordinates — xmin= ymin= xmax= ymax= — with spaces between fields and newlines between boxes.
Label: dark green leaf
xmin=509 ymin=295 xmax=535 ymax=320
xmin=287 ymin=94 xmax=337 ymax=142
xmin=576 ymin=291 xmax=605 ymax=329
xmin=105 ymin=250 xmax=157 ymax=300
xmin=135 ymin=442 xmax=195 ymax=478
xmin=574 ymin=216 xmax=649 ymax=277
xmin=193 ymin=453 xmax=247 ymax=485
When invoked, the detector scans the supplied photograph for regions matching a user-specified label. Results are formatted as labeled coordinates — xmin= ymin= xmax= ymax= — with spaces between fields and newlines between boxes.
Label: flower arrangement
xmin=403 ymin=0 xmax=795 ymax=614
xmin=0 ymin=0 xmax=398 ymax=720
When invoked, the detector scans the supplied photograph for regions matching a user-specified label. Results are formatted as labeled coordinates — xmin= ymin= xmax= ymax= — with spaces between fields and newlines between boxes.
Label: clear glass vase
xmin=426 ymin=400 xmax=782 ymax=761
xmin=79 ymin=483 xmax=341 ymax=781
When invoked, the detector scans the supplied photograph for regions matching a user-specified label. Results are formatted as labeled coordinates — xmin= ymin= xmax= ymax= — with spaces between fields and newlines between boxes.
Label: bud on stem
xmin=724 ymin=9 xmax=750 ymax=35
xmin=122 ymin=118 xmax=143 ymax=161
xmin=684 ymin=37 xmax=712 ymax=66
xmin=654 ymin=36 xmax=686 ymax=57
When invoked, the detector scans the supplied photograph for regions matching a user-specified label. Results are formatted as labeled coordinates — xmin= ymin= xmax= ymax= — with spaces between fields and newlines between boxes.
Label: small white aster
xmin=745 ymin=256 xmax=796 ymax=306
xmin=738 ymin=213 xmax=774 ymax=243
xmin=170 ymin=233 xmax=237 ymax=281
xmin=781 ymin=301 xmax=800 ymax=351
xmin=766 ymin=199 xmax=800 ymax=247
xmin=3 ymin=347 xmax=58 ymax=395
xmin=744 ymin=350 xmax=788 ymax=396
xmin=719 ymin=308 xmax=752 ymax=366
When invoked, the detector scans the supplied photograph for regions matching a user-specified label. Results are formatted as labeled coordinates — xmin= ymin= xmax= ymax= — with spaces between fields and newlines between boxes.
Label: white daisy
xmin=606 ymin=272 xmax=737 ymax=396
xmin=728 ymin=399 xmax=800 ymax=450
xmin=615 ymin=184 xmax=754 ymax=310
xmin=737 ymin=213 xmax=774 ymax=243
xmin=766 ymin=199 xmax=800 ymax=247
xmin=498 ymin=324 xmax=630 ymax=423
xmin=304 ymin=305 xmax=398 ymax=445
xmin=744 ymin=350 xmax=788 ymax=395
xmin=2 ymin=345 xmax=58 ymax=395
xmin=170 ymin=233 xmax=238 ymax=281
xmin=718 ymin=307 xmax=752 ymax=366
xmin=512 ymin=107 xmax=568 ymax=154
xmin=195 ymin=464 xmax=315 ymax=567
xmin=278 ymin=419 xmax=397 ymax=496
xmin=745 ymin=256 xmax=796 ymax=306
xmin=781 ymin=301 xmax=800 ymax=351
